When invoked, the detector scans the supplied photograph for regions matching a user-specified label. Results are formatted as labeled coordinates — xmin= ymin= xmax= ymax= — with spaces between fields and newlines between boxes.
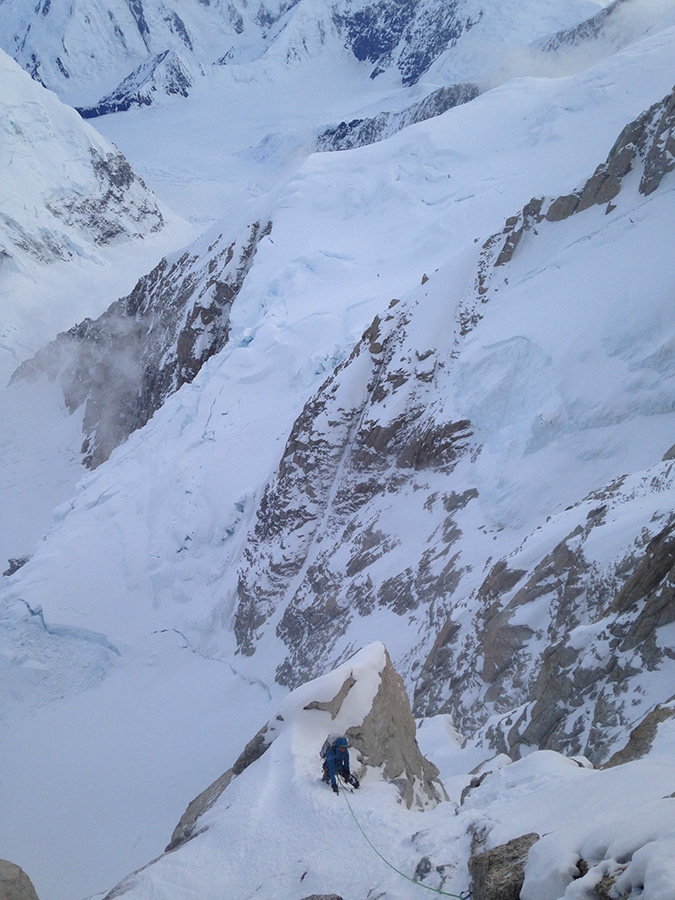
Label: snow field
xmin=0 ymin=629 xmax=273 ymax=900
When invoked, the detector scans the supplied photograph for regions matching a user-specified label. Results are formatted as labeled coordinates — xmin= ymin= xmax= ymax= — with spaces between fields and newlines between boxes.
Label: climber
xmin=320 ymin=734 xmax=360 ymax=794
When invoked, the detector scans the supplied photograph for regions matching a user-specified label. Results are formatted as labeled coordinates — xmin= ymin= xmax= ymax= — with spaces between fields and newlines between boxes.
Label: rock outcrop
xmin=603 ymin=700 xmax=675 ymax=767
xmin=0 ymin=859 xmax=40 ymax=900
xmin=343 ymin=647 xmax=447 ymax=810
xmin=317 ymin=83 xmax=479 ymax=152
xmin=468 ymin=833 xmax=539 ymax=900
xmin=299 ymin=895 xmax=344 ymax=900
xmin=166 ymin=644 xmax=444 ymax=854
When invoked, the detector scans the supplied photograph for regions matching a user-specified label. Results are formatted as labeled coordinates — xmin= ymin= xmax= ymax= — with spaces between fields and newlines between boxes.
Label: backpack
xmin=319 ymin=733 xmax=344 ymax=759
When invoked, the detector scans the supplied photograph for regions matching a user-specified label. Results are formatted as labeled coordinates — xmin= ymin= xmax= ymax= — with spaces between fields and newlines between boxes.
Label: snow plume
xmin=11 ymin=219 xmax=273 ymax=467
xmin=477 ymin=0 xmax=675 ymax=86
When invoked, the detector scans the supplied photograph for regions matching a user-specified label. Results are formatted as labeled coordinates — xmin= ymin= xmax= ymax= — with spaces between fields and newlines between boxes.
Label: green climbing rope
xmin=341 ymin=788 xmax=470 ymax=900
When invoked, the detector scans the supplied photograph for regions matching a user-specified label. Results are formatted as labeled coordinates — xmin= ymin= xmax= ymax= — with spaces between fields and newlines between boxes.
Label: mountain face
xmin=332 ymin=0 xmax=482 ymax=85
xmin=0 ymin=49 xmax=166 ymax=276
xmin=11 ymin=68 xmax=675 ymax=763
xmin=0 ymin=0 xmax=600 ymax=108
xmin=77 ymin=50 xmax=194 ymax=118
xmin=12 ymin=219 xmax=272 ymax=467
xmin=220 ymin=81 xmax=675 ymax=767
xmin=4 ymin=2 xmax=675 ymax=900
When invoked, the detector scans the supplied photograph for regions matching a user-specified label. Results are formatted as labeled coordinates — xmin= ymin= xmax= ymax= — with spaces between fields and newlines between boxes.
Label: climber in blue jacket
xmin=321 ymin=735 xmax=360 ymax=794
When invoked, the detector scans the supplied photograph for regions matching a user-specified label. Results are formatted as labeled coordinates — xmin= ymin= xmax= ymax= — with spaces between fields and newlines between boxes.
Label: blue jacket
xmin=325 ymin=737 xmax=351 ymax=788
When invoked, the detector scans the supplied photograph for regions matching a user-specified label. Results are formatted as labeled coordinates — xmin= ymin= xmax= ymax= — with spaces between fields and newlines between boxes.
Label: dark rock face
xmin=317 ymin=83 xmax=480 ymax=152
xmin=334 ymin=0 xmax=481 ymax=85
xmin=232 ymin=298 xmax=476 ymax=687
xmin=468 ymin=833 xmax=539 ymax=900
xmin=77 ymin=50 xmax=193 ymax=118
xmin=12 ymin=220 xmax=272 ymax=468
xmin=3 ymin=556 xmax=30 ymax=577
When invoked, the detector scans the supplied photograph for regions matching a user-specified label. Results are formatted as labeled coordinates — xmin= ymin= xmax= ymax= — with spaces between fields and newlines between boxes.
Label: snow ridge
xmin=77 ymin=50 xmax=194 ymax=118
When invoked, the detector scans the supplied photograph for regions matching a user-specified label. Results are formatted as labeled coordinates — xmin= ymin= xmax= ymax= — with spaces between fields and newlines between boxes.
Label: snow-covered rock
xmin=413 ymin=81 xmax=675 ymax=763
xmin=456 ymin=736 xmax=675 ymax=900
xmin=0 ymin=49 xmax=166 ymax=277
xmin=77 ymin=50 xmax=194 ymax=118
xmin=104 ymin=644 xmax=447 ymax=899
xmin=316 ymin=82 xmax=480 ymax=151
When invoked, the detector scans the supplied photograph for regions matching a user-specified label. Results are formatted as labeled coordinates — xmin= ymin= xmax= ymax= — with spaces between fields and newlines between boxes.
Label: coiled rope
xmin=341 ymin=786 xmax=470 ymax=900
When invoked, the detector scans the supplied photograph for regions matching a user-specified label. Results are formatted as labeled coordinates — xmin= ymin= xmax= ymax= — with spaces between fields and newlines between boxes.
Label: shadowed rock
xmin=468 ymin=833 xmax=539 ymax=900
xmin=603 ymin=701 xmax=675 ymax=767
xmin=0 ymin=860 xmax=40 ymax=900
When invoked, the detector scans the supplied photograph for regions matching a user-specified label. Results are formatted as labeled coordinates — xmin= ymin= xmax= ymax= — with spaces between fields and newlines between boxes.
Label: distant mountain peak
xmin=77 ymin=49 xmax=194 ymax=118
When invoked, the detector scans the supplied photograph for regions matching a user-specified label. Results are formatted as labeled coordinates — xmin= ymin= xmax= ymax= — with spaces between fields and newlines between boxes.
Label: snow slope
xmin=101 ymin=646 xmax=675 ymax=900
xmin=0 ymin=53 xmax=164 ymax=271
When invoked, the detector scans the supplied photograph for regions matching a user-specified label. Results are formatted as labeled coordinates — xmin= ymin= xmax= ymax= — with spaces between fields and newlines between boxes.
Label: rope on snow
xmin=340 ymin=786 xmax=471 ymax=900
